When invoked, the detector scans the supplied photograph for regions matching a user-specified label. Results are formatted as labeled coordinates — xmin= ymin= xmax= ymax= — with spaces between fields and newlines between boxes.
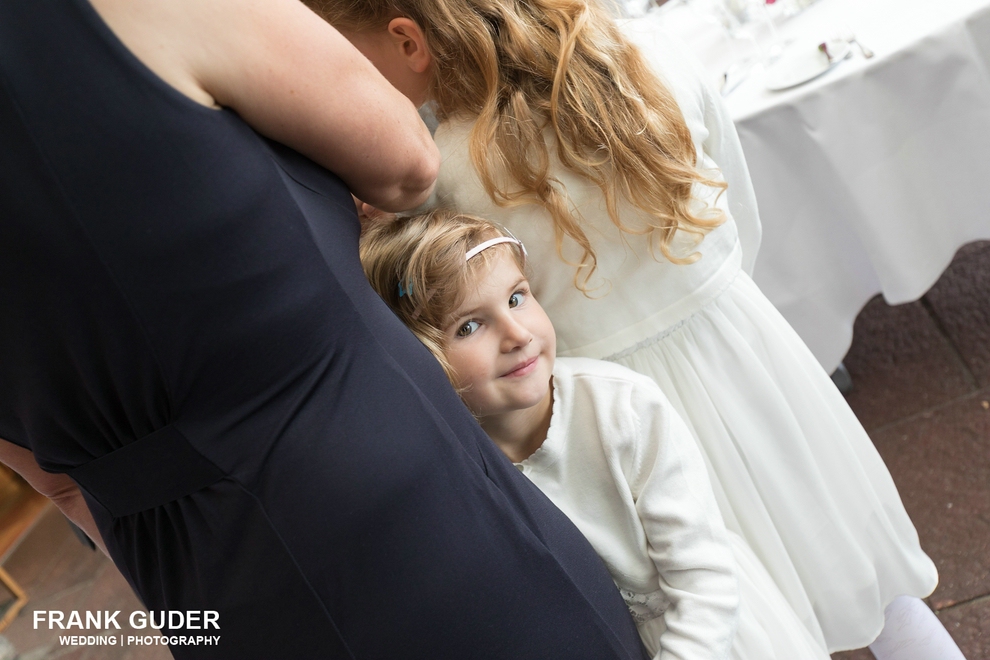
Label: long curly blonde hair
xmin=308 ymin=0 xmax=726 ymax=287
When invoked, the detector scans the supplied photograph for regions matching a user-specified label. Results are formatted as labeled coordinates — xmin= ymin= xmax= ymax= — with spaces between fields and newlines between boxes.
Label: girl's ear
xmin=386 ymin=17 xmax=432 ymax=73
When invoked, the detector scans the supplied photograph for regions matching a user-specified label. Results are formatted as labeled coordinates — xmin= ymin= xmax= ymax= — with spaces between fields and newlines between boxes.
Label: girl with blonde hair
xmin=314 ymin=0 xmax=962 ymax=657
xmin=361 ymin=209 xmax=831 ymax=659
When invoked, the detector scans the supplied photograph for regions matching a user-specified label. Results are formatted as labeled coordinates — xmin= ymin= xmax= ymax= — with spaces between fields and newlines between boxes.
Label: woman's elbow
xmin=400 ymin=150 xmax=440 ymax=209
xmin=377 ymin=139 xmax=440 ymax=212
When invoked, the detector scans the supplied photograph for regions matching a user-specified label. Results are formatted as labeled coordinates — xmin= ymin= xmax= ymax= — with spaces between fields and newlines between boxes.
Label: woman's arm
xmin=0 ymin=438 xmax=107 ymax=556
xmin=90 ymin=0 xmax=439 ymax=212
xmin=626 ymin=382 xmax=740 ymax=659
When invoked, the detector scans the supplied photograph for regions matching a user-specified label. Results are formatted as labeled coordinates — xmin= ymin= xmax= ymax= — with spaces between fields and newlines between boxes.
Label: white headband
xmin=464 ymin=236 xmax=528 ymax=261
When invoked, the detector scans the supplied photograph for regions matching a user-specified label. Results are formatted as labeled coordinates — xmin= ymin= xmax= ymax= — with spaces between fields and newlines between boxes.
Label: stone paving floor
xmin=0 ymin=242 xmax=986 ymax=660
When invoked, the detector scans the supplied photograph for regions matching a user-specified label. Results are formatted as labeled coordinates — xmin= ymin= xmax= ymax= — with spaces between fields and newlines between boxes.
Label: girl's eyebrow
xmin=448 ymin=276 xmax=529 ymax=325
xmin=448 ymin=302 xmax=483 ymax=327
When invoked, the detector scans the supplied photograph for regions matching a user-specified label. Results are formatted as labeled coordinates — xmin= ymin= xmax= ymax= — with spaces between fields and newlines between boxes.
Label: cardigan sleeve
xmin=625 ymin=379 xmax=740 ymax=660
xmin=700 ymin=78 xmax=762 ymax=276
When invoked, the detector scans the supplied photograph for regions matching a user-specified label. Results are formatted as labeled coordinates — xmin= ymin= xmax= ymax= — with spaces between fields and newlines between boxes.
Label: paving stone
xmin=75 ymin=562 xmax=146 ymax=628
xmin=938 ymin=596 xmax=990 ymax=660
xmin=24 ymin=534 xmax=106 ymax=604
xmin=122 ymin=642 xmax=173 ymax=660
xmin=49 ymin=647 xmax=85 ymax=660
xmin=869 ymin=391 xmax=990 ymax=610
xmin=842 ymin=296 xmax=976 ymax=431
xmin=3 ymin=579 xmax=92 ymax=658
xmin=16 ymin=648 xmax=55 ymax=660
xmin=76 ymin=637 xmax=131 ymax=660
xmin=924 ymin=241 xmax=990 ymax=388
xmin=3 ymin=506 xmax=70 ymax=592
xmin=952 ymin=240 xmax=990 ymax=261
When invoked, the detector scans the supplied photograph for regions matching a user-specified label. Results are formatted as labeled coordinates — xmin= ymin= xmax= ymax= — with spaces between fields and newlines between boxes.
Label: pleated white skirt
xmin=610 ymin=271 xmax=938 ymax=652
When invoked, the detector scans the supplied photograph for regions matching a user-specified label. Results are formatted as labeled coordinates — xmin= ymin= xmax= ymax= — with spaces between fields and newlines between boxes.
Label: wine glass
xmin=682 ymin=0 xmax=746 ymax=37
xmin=717 ymin=0 xmax=786 ymax=62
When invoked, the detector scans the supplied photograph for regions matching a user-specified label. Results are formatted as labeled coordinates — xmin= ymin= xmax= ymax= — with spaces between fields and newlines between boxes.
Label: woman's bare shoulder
xmin=87 ymin=0 xmax=438 ymax=211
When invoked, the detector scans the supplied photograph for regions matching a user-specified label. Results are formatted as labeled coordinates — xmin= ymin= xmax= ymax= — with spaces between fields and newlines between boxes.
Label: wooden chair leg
xmin=0 ymin=566 xmax=27 ymax=632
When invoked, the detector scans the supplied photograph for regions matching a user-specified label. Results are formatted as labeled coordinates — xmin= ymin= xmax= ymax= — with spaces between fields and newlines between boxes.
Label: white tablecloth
xmin=656 ymin=0 xmax=990 ymax=372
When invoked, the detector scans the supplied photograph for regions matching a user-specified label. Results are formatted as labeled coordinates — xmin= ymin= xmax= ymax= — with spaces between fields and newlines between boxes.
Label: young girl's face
xmin=443 ymin=249 xmax=556 ymax=419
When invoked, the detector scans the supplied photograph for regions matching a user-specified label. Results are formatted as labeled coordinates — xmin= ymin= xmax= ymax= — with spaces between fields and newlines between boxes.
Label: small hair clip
xmin=398 ymin=281 xmax=413 ymax=298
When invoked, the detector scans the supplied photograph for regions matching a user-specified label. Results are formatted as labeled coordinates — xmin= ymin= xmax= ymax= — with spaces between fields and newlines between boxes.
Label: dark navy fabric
xmin=0 ymin=0 xmax=648 ymax=658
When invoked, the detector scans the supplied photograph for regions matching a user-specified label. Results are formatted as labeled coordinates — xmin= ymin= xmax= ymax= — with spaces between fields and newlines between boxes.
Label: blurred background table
xmin=653 ymin=0 xmax=990 ymax=372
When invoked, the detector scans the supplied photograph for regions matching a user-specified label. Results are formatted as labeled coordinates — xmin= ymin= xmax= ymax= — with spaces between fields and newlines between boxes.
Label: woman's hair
xmin=307 ymin=0 xmax=726 ymax=289
xmin=360 ymin=209 xmax=527 ymax=380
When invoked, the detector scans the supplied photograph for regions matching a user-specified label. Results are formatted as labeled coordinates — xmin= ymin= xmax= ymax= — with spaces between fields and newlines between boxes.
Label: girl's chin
xmin=467 ymin=372 xmax=553 ymax=419
xmin=506 ymin=386 xmax=554 ymax=415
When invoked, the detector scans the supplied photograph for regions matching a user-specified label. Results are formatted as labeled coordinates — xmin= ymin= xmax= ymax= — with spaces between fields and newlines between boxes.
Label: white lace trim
xmin=618 ymin=587 xmax=669 ymax=624
xmin=602 ymin=318 xmax=690 ymax=362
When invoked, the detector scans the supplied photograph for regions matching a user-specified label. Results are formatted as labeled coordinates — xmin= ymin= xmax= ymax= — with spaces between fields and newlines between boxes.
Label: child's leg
xmin=867 ymin=596 xmax=965 ymax=660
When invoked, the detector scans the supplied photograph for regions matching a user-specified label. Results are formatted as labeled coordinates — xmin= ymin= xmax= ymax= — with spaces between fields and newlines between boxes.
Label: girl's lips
xmin=502 ymin=356 xmax=538 ymax=378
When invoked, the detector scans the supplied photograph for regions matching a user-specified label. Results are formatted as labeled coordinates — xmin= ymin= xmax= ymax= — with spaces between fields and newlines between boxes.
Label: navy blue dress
xmin=0 ymin=0 xmax=648 ymax=658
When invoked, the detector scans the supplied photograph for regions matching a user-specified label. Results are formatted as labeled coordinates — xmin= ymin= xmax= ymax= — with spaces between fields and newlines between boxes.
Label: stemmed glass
xmin=753 ymin=0 xmax=786 ymax=60
xmin=682 ymin=0 xmax=747 ymax=37
xmin=681 ymin=0 xmax=786 ymax=95
xmin=685 ymin=0 xmax=784 ymax=62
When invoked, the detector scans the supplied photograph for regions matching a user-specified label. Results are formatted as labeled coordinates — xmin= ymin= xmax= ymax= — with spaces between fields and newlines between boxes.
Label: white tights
xmin=868 ymin=596 xmax=966 ymax=660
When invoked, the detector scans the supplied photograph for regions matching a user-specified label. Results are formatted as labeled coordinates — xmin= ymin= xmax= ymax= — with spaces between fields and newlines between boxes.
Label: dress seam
xmin=601 ymin=269 xmax=740 ymax=362
xmin=237 ymin=481 xmax=358 ymax=659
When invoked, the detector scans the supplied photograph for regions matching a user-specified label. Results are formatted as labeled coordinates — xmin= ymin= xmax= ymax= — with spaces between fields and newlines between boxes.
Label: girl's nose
xmin=501 ymin=316 xmax=533 ymax=351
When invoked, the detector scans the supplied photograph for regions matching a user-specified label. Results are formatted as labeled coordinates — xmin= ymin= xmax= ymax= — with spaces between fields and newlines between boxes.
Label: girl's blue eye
xmin=456 ymin=320 xmax=480 ymax=337
xmin=509 ymin=292 xmax=525 ymax=308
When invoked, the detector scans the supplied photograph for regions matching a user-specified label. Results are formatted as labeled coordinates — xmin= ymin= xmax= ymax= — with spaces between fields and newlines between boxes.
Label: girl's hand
xmin=353 ymin=195 xmax=397 ymax=230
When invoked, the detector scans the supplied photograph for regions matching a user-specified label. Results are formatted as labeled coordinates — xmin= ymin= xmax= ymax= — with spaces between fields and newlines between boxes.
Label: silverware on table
xmin=841 ymin=31 xmax=875 ymax=59
xmin=720 ymin=59 xmax=757 ymax=97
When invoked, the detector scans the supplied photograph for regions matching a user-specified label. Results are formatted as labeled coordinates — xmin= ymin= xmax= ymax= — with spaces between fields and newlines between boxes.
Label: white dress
xmin=517 ymin=358 xmax=830 ymax=660
xmin=428 ymin=14 xmax=938 ymax=651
